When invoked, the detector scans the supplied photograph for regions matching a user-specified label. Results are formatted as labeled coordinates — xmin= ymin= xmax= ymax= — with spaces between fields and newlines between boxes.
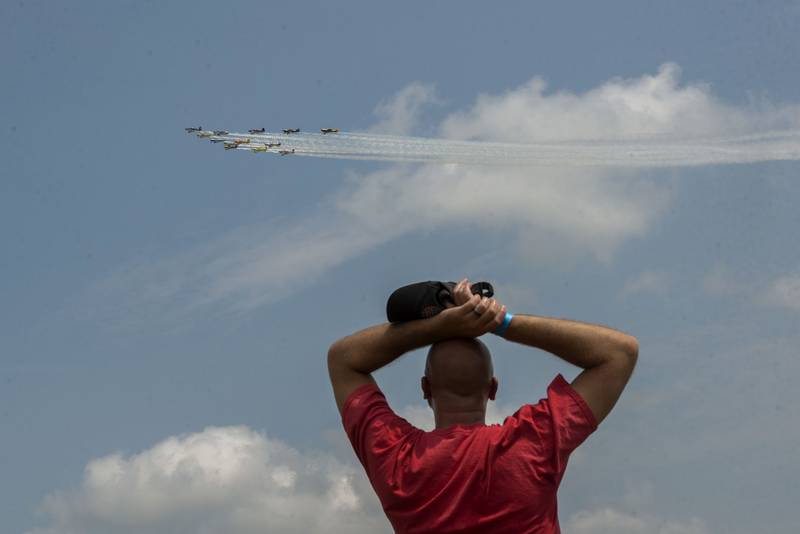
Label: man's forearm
xmin=503 ymin=314 xmax=638 ymax=369
xmin=328 ymin=317 xmax=445 ymax=374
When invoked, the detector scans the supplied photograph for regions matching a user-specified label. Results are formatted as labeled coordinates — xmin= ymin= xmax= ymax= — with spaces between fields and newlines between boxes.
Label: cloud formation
xmin=83 ymin=64 xmax=800 ymax=318
xmin=564 ymin=507 xmax=710 ymax=534
xmin=28 ymin=424 xmax=715 ymax=534
xmin=28 ymin=426 xmax=389 ymax=534
xmin=440 ymin=63 xmax=800 ymax=142
xmin=369 ymin=82 xmax=439 ymax=136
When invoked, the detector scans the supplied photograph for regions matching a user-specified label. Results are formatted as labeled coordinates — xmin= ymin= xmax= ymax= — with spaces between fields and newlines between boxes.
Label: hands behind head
xmin=436 ymin=283 xmax=507 ymax=339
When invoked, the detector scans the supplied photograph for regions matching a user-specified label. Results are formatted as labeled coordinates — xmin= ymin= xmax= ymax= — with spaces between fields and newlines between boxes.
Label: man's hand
xmin=450 ymin=278 xmax=475 ymax=307
xmin=437 ymin=278 xmax=472 ymax=310
xmin=435 ymin=293 xmax=507 ymax=338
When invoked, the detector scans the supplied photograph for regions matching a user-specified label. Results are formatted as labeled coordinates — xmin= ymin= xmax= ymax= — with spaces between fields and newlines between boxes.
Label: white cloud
xmin=620 ymin=271 xmax=670 ymax=297
xmin=564 ymin=507 xmax=711 ymax=534
xmin=28 ymin=426 xmax=390 ymax=534
xmin=28 ymin=425 xmax=716 ymax=534
xmin=81 ymin=64 xmax=800 ymax=318
xmin=761 ymin=272 xmax=800 ymax=310
xmin=369 ymin=82 xmax=439 ymax=135
xmin=440 ymin=63 xmax=800 ymax=142
xmin=335 ymin=163 xmax=668 ymax=265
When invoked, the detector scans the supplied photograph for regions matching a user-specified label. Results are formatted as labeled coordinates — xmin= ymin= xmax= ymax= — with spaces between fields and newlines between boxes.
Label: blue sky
xmin=2 ymin=2 xmax=799 ymax=533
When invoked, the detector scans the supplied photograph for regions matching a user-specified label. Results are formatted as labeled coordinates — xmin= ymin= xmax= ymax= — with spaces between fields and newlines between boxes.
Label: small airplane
xmin=223 ymin=142 xmax=239 ymax=150
xmin=248 ymin=127 xmax=266 ymax=134
xmin=209 ymin=138 xmax=226 ymax=143
xmin=279 ymin=149 xmax=296 ymax=156
xmin=213 ymin=130 xmax=229 ymax=136
xmin=231 ymin=138 xmax=250 ymax=145
xmin=185 ymin=126 xmax=202 ymax=133
xmin=320 ymin=128 xmax=339 ymax=134
xmin=196 ymin=131 xmax=213 ymax=138
xmin=250 ymin=145 xmax=268 ymax=153
xmin=283 ymin=128 xmax=300 ymax=134
xmin=265 ymin=142 xmax=281 ymax=148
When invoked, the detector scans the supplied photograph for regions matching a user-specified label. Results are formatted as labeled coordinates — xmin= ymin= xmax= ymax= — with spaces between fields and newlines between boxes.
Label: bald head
xmin=424 ymin=338 xmax=495 ymax=400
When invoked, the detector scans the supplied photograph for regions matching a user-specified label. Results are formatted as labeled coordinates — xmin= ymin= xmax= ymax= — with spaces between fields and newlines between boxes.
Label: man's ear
xmin=488 ymin=376 xmax=498 ymax=401
xmin=421 ymin=376 xmax=431 ymax=400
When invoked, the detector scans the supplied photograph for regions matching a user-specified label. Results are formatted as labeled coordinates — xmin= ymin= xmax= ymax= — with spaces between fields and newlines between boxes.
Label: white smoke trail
xmin=194 ymin=129 xmax=800 ymax=168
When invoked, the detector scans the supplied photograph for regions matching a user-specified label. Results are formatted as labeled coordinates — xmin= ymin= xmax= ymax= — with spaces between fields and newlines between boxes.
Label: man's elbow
xmin=327 ymin=338 xmax=349 ymax=368
xmin=617 ymin=334 xmax=639 ymax=366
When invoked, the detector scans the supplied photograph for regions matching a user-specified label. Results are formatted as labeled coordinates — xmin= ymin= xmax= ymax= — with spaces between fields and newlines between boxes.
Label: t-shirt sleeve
xmin=505 ymin=374 xmax=598 ymax=484
xmin=341 ymin=384 xmax=417 ymax=471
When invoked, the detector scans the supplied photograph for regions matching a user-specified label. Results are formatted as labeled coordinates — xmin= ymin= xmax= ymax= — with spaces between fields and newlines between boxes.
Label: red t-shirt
xmin=342 ymin=374 xmax=597 ymax=534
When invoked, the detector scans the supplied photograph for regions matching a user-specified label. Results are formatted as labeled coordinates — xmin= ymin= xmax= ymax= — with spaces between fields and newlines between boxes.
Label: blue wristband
xmin=493 ymin=312 xmax=513 ymax=336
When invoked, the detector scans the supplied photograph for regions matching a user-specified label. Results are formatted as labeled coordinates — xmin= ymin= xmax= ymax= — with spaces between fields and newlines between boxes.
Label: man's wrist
xmin=493 ymin=312 xmax=514 ymax=337
xmin=428 ymin=311 xmax=457 ymax=341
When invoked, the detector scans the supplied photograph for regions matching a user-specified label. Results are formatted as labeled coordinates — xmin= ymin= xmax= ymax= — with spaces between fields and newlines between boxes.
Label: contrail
xmin=188 ymin=129 xmax=800 ymax=168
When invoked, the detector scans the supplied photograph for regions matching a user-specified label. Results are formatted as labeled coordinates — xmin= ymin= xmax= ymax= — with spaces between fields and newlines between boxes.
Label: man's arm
xmin=503 ymin=315 xmax=638 ymax=424
xmin=328 ymin=294 xmax=505 ymax=414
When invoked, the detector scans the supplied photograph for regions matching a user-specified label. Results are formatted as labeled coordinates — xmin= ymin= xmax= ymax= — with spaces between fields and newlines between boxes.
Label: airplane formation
xmin=185 ymin=126 xmax=339 ymax=156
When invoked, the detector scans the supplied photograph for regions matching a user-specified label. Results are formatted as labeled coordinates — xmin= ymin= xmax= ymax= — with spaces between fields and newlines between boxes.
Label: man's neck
xmin=434 ymin=409 xmax=486 ymax=429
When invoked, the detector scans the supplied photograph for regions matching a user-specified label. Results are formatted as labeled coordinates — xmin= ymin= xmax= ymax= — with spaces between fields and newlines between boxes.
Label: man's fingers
xmin=461 ymin=279 xmax=473 ymax=297
xmin=473 ymin=297 xmax=496 ymax=328
xmin=478 ymin=299 xmax=500 ymax=327
xmin=473 ymin=296 xmax=489 ymax=315
xmin=458 ymin=293 xmax=481 ymax=316
xmin=492 ymin=304 xmax=507 ymax=327
xmin=474 ymin=300 xmax=505 ymax=332
xmin=452 ymin=278 xmax=472 ymax=306
xmin=457 ymin=279 xmax=468 ymax=298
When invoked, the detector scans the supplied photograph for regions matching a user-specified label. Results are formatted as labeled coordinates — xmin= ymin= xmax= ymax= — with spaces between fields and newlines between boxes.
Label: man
xmin=328 ymin=279 xmax=638 ymax=533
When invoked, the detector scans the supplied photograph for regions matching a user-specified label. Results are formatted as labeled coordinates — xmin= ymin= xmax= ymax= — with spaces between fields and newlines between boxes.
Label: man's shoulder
xmin=499 ymin=374 xmax=597 ymax=435
xmin=342 ymin=382 xmax=384 ymax=413
xmin=341 ymin=382 xmax=413 ymax=435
